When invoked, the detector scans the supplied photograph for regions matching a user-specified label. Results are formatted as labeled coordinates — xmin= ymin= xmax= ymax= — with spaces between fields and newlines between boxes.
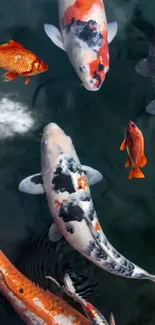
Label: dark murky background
xmin=0 ymin=0 xmax=155 ymax=324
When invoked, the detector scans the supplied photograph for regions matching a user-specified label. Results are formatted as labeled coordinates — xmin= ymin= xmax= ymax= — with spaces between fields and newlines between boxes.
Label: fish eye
xmin=79 ymin=65 xmax=86 ymax=72
xmin=131 ymin=123 xmax=135 ymax=127
xmin=42 ymin=139 xmax=48 ymax=147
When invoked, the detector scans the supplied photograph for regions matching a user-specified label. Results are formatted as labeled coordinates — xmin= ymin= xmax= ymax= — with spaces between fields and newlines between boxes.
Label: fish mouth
xmin=126 ymin=120 xmax=132 ymax=130
xmin=43 ymin=122 xmax=61 ymax=135
xmin=127 ymin=120 xmax=133 ymax=126
xmin=83 ymin=84 xmax=100 ymax=91
xmin=126 ymin=120 xmax=136 ymax=137
xmin=127 ymin=120 xmax=136 ymax=129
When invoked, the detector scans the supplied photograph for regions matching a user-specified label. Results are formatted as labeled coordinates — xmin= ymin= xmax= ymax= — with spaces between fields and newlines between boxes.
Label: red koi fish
xmin=0 ymin=39 xmax=48 ymax=84
xmin=120 ymin=120 xmax=147 ymax=179
xmin=44 ymin=0 xmax=118 ymax=91
xmin=46 ymin=274 xmax=116 ymax=325
xmin=0 ymin=250 xmax=89 ymax=325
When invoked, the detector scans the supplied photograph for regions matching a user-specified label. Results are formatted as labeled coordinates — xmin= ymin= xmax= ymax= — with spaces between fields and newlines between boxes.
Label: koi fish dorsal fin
xmin=0 ymin=39 xmax=24 ymax=49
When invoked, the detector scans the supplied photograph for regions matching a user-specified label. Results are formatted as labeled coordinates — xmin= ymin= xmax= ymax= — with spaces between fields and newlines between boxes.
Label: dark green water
xmin=1 ymin=0 xmax=155 ymax=324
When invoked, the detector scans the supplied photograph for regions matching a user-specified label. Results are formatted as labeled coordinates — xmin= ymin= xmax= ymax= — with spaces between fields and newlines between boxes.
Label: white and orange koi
xmin=44 ymin=0 xmax=118 ymax=91
xmin=46 ymin=273 xmax=116 ymax=325
xmin=19 ymin=123 xmax=155 ymax=283
xmin=0 ymin=249 xmax=89 ymax=325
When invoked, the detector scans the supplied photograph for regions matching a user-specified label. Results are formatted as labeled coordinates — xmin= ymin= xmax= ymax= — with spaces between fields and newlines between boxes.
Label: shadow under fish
xmin=16 ymin=230 xmax=101 ymax=302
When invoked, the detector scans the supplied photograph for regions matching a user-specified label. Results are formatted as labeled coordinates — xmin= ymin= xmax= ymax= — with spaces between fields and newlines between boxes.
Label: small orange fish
xmin=0 ymin=250 xmax=89 ymax=325
xmin=0 ymin=39 xmax=48 ymax=84
xmin=120 ymin=120 xmax=147 ymax=179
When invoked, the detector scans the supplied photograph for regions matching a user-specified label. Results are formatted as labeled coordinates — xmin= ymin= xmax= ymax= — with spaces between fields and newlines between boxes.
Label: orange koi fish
xmin=0 ymin=39 xmax=48 ymax=84
xmin=0 ymin=250 xmax=89 ymax=325
xmin=44 ymin=0 xmax=118 ymax=91
xmin=120 ymin=120 xmax=147 ymax=179
xmin=46 ymin=274 xmax=116 ymax=325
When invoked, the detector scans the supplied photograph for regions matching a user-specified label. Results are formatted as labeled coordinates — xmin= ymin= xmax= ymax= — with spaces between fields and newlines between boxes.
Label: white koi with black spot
xmin=19 ymin=123 xmax=155 ymax=283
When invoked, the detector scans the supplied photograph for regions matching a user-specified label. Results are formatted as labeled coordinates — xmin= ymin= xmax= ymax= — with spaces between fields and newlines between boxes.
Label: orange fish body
xmin=0 ymin=40 xmax=48 ymax=84
xmin=0 ymin=250 xmax=89 ymax=325
xmin=120 ymin=120 xmax=147 ymax=179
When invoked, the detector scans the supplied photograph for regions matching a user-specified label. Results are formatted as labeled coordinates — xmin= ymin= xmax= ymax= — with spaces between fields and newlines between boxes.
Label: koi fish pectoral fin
xmin=82 ymin=165 xmax=103 ymax=186
xmin=18 ymin=165 xmax=102 ymax=196
xmin=125 ymin=156 xmax=131 ymax=168
xmin=25 ymin=76 xmax=30 ymax=85
xmin=45 ymin=276 xmax=64 ymax=299
xmin=44 ymin=24 xmax=66 ymax=51
xmin=2 ymin=71 xmax=18 ymax=82
xmin=48 ymin=222 xmax=63 ymax=242
xmin=146 ymin=99 xmax=155 ymax=115
xmin=135 ymin=58 xmax=151 ymax=77
xmin=139 ymin=154 xmax=147 ymax=167
xmin=120 ymin=139 xmax=126 ymax=151
xmin=107 ymin=22 xmax=118 ymax=44
xmin=18 ymin=173 xmax=45 ymax=194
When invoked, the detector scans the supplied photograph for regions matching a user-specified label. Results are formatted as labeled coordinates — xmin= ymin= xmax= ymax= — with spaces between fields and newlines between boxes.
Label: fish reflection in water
xmin=17 ymin=230 xmax=101 ymax=303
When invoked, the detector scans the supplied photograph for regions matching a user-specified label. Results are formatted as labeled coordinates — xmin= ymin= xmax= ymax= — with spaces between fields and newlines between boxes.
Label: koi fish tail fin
xmin=109 ymin=313 xmax=116 ymax=325
xmin=128 ymin=167 xmax=145 ymax=179
xmin=146 ymin=273 xmax=155 ymax=283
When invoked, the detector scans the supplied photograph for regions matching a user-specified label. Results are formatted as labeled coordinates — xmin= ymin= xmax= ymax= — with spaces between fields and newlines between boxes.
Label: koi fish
xmin=46 ymin=273 xmax=116 ymax=325
xmin=135 ymin=28 xmax=155 ymax=114
xmin=0 ymin=249 xmax=89 ymax=325
xmin=0 ymin=39 xmax=48 ymax=84
xmin=120 ymin=120 xmax=147 ymax=179
xmin=19 ymin=123 xmax=155 ymax=283
xmin=44 ymin=0 xmax=118 ymax=91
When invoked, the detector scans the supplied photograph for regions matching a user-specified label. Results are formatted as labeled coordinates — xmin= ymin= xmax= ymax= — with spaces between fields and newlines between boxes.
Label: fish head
xmin=125 ymin=120 xmax=142 ymax=139
xmin=67 ymin=39 xmax=109 ymax=91
xmin=41 ymin=122 xmax=79 ymax=174
xmin=32 ymin=59 xmax=48 ymax=74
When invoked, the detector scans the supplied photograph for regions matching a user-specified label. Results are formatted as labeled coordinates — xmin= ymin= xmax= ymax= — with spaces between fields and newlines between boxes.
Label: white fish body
xmin=19 ymin=123 xmax=155 ymax=283
xmin=44 ymin=0 xmax=118 ymax=91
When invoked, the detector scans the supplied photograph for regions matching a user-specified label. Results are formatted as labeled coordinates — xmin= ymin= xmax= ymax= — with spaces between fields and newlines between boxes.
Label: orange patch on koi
xmin=55 ymin=199 xmax=67 ymax=208
xmin=77 ymin=176 xmax=88 ymax=190
xmin=55 ymin=200 xmax=61 ymax=208
xmin=89 ymin=29 xmax=109 ymax=88
xmin=94 ymin=222 xmax=101 ymax=232
xmin=62 ymin=0 xmax=104 ymax=25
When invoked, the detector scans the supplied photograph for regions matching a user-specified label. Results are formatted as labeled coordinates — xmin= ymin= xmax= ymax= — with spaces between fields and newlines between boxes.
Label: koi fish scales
xmin=0 ymin=250 xmax=89 ymax=325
